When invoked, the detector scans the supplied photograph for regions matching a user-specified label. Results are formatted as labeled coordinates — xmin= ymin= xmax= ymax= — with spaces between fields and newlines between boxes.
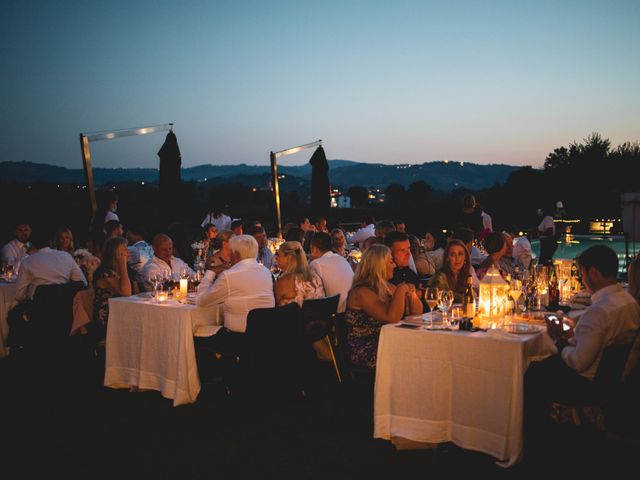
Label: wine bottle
xmin=548 ymin=265 xmax=560 ymax=307
xmin=462 ymin=274 xmax=475 ymax=318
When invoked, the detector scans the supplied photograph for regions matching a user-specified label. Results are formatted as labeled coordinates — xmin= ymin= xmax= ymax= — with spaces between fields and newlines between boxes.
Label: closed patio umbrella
xmin=158 ymin=129 xmax=183 ymax=227
xmin=309 ymin=145 xmax=330 ymax=220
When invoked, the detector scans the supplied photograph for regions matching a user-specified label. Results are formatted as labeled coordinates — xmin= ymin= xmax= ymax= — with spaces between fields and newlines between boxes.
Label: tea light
xmin=180 ymin=278 xmax=188 ymax=296
xmin=155 ymin=291 xmax=168 ymax=303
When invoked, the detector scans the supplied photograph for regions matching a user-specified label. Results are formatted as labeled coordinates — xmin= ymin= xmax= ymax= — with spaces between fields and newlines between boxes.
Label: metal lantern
xmin=478 ymin=266 xmax=509 ymax=328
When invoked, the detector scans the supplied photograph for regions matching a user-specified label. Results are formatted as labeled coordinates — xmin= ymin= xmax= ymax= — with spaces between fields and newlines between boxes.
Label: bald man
xmin=140 ymin=233 xmax=194 ymax=290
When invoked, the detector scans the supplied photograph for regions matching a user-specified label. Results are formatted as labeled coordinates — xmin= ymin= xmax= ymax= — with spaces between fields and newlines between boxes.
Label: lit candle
xmin=180 ymin=278 xmax=188 ymax=296
xmin=156 ymin=291 xmax=168 ymax=303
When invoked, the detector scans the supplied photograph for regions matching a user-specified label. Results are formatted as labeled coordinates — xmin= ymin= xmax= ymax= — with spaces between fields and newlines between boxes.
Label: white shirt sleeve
xmin=196 ymin=270 xmax=229 ymax=308
xmin=561 ymin=307 xmax=606 ymax=374
xmin=14 ymin=263 xmax=32 ymax=302
xmin=70 ymin=260 xmax=88 ymax=286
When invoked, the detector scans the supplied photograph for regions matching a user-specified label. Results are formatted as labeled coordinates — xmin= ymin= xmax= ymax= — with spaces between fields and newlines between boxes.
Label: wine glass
xmin=510 ymin=278 xmax=523 ymax=314
xmin=438 ymin=290 xmax=454 ymax=327
xmin=424 ymin=287 xmax=439 ymax=327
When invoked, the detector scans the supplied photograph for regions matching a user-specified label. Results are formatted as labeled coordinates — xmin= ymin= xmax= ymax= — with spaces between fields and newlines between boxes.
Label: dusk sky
xmin=2 ymin=0 xmax=639 ymax=169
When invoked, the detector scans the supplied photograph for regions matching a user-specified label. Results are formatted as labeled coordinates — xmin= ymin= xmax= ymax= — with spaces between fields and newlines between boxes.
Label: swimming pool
xmin=530 ymin=234 xmax=635 ymax=272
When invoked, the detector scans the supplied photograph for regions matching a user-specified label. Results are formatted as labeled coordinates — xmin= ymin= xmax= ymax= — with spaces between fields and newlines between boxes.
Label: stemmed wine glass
xmin=510 ymin=278 xmax=523 ymax=314
xmin=424 ymin=287 xmax=439 ymax=327
xmin=438 ymin=290 xmax=454 ymax=327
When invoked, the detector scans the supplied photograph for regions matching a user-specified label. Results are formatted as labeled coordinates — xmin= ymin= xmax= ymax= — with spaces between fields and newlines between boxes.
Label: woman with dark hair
xmin=91 ymin=236 xmax=132 ymax=344
xmin=428 ymin=239 xmax=477 ymax=303
xmin=52 ymin=227 xmax=74 ymax=255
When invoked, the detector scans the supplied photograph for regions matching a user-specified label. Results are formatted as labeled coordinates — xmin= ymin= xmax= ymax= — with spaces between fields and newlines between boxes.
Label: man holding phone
xmin=524 ymin=245 xmax=640 ymax=441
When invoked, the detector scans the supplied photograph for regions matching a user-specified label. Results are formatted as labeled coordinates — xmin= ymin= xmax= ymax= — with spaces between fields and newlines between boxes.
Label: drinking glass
xmin=424 ymin=287 xmax=439 ymax=326
xmin=438 ymin=290 xmax=454 ymax=327
xmin=510 ymin=278 xmax=523 ymax=314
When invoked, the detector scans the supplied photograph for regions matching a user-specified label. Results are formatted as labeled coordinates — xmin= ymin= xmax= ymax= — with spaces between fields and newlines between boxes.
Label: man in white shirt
xmin=525 ymin=245 xmax=640 ymax=437
xmin=15 ymin=238 xmax=87 ymax=301
xmin=1 ymin=222 xmax=32 ymax=270
xmin=140 ymin=234 xmax=194 ymax=289
xmin=126 ymin=226 xmax=154 ymax=282
xmin=512 ymin=233 xmax=533 ymax=270
xmin=346 ymin=215 xmax=376 ymax=246
xmin=197 ymin=234 xmax=274 ymax=333
xmin=309 ymin=232 xmax=354 ymax=313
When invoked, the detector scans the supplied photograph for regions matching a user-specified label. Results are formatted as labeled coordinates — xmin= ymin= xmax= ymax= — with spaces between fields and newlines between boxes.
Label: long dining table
xmin=104 ymin=293 xmax=221 ymax=406
xmin=373 ymin=316 xmax=556 ymax=467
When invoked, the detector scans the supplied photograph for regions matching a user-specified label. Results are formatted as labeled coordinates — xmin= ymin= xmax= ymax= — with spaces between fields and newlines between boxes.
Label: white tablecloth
xmin=374 ymin=322 xmax=555 ymax=467
xmin=0 ymin=282 xmax=17 ymax=358
xmin=105 ymin=294 xmax=221 ymax=406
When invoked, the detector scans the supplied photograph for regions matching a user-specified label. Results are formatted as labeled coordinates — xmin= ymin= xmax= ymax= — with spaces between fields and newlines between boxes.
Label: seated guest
xmin=230 ymin=219 xmax=243 ymax=236
xmin=525 ymin=245 xmax=640 ymax=438
xmin=451 ymin=226 xmax=485 ymax=267
xmin=476 ymin=231 xmax=507 ymax=279
xmin=512 ymin=232 xmax=533 ymax=271
xmin=310 ymin=232 xmax=354 ymax=313
xmin=207 ymin=229 xmax=235 ymax=275
xmin=384 ymin=231 xmax=420 ymax=287
xmin=52 ymin=227 xmax=74 ymax=256
xmin=428 ymin=239 xmax=477 ymax=303
xmin=394 ymin=220 xmax=406 ymax=233
xmin=126 ymin=226 xmax=153 ymax=283
xmin=202 ymin=223 xmax=218 ymax=260
xmin=15 ymin=235 xmax=87 ymax=302
xmin=298 ymin=216 xmax=315 ymax=252
xmin=330 ymin=228 xmax=349 ymax=258
xmin=414 ymin=231 xmax=444 ymax=277
xmin=105 ymin=220 xmax=124 ymax=239
xmin=346 ymin=214 xmax=376 ymax=246
xmin=140 ymin=233 xmax=194 ymax=289
xmin=498 ymin=232 xmax=525 ymax=277
xmin=282 ymin=222 xmax=298 ymax=238
xmin=197 ymin=235 xmax=275 ymax=333
xmin=345 ymin=244 xmax=422 ymax=370
xmin=361 ymin=236 xmax=380 ymax=253
xmin=247 ymin=225 xmax=274 ymax=269
xmin=375 ymin=220 xmax=396 ymax=242
xmin=314 ymin=217 xmax=328 ymax=233
xmin=284 ymin=227 xmax=305 ymax=244
xmin=91 ymin=236 xmax=133 ymax=344
xmin=2 ymin=222 xmax=32 ymax=270
xmin=274 ymin=241 xmax=325 ymax=306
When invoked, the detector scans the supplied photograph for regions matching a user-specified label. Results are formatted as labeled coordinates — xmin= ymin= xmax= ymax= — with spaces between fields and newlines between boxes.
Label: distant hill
xmin=0 ymin=159 xmax=521 ymax=191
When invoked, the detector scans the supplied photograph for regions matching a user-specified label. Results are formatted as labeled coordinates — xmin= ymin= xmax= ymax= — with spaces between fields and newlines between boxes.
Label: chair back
xmin=244 ymin=302 xmax=310 ymax=396
xmin=594 ymin=337 xmax=636 ymax=394
xmin=32 ymin=281 xmax=86 ymax=345
xmin=301 ymin=294 xmax=340 ymax=342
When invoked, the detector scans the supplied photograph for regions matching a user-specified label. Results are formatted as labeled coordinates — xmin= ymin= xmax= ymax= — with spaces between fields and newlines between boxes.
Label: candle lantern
xmin=478 ymin=266 xmax=509 ymax=328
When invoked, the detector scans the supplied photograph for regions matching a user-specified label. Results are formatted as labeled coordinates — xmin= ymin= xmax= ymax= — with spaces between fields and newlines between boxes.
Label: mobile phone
xmin=545 ymin=314 xmax=560 ymax=325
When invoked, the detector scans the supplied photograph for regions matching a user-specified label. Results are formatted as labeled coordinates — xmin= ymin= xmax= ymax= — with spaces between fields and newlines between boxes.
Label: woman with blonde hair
xmin=274 ymin=241 xmax=325 ymax=306
xmin=345 ymin=244 xmax=422 ymax=370
xmin=52 ymin=227 xmax=75 ymax=255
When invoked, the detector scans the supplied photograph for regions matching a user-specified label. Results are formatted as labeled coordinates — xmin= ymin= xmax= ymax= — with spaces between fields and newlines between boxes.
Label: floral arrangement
xmin=191 ymin=241 xmax=205 ymax=250
xmin=73 ymin=248 xmax=91 ymax=258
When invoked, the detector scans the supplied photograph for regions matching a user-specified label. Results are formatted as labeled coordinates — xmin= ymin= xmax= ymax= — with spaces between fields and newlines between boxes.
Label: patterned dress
xmin=277 ymin=273 xmax=325 ymax=307
xmin=344 ymin=307 xmax=384 ymax=370
xmin=92 ymin=267 xmax=118 ymax=339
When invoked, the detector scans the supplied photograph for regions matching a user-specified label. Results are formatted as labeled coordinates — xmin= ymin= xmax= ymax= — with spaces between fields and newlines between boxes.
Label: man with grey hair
xmin=197 ymin=234 xmax=274 ymax=333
